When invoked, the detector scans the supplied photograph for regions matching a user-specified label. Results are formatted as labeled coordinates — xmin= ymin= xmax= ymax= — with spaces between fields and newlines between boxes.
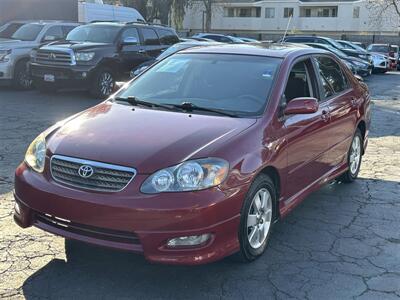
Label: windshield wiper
xmin=164 ymin=102 xmax=238 ymax=118
xmin=114 ymin=96 xmax=176 ymax=111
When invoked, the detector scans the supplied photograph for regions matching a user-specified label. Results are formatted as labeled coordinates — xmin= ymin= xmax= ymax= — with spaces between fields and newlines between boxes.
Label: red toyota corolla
xmin=14 ymin=44 xmax=371 ymax=265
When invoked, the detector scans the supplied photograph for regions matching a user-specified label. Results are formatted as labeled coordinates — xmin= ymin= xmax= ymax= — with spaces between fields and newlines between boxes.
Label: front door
xmin=281 ymin=59 xmax=333 ymax=200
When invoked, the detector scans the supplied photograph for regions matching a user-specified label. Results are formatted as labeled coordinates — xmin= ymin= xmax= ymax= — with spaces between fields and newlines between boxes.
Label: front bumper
xmin=30 ymin=62 xmax=96 ymax=89
xmin=14 ymin=163 xmax=245 ymax=265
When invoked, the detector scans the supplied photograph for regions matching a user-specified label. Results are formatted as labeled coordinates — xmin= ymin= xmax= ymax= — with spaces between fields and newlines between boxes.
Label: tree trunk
xmin=204 ymin=0 xmax=212 ymax=32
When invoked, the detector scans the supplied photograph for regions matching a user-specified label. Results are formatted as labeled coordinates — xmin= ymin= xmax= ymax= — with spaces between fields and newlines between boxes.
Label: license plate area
xmin=44 ymin=74 xmax=55 ymax=82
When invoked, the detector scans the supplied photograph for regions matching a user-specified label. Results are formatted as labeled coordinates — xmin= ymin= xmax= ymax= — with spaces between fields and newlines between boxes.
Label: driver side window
xmin=283 ymin=60 xmax=312 ymax=106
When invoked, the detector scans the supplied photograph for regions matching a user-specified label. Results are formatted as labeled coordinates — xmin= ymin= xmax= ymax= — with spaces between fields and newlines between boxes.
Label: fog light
xmin=14 ymin=202 xmax=21 ymax=215
xmin=82 ymin=72 xmax=87 ymax=78
xmin=167 ymin=234 xmax=211 ymax=247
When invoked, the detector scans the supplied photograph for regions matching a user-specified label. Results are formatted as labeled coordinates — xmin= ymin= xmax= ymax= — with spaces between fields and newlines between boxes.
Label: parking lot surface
xmin=1 ymin=73 xmax=400 ymax=299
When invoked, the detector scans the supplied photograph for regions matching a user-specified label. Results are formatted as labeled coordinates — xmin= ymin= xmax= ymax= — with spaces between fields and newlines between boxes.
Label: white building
xmin=183 ymin=0 xmax=400 ymax=38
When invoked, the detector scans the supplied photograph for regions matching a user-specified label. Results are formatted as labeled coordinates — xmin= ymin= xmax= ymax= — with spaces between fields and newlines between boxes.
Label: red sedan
xmin=14 ymin=44 xmax=371 ymax=265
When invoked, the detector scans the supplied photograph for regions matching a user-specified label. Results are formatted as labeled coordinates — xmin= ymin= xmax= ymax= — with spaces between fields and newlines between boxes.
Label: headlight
xmin=75 ymin=52 xmax=95 ymax=62
xmin=25 ymin=133 xmax=46 ymax=173
xmin=141 ymin=158 xmax=229 ymax=193
xmin=0 ymin=49 xmax=11 ymax=62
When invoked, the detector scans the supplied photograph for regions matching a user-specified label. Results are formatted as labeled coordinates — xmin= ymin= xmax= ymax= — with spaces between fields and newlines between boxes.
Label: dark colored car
xmin=30 ymin=21 xmax=179 ymax=98
xmin=192 ymin=33 xmax=244 ymax=43
xmin=14 ymin=44 xmax=370 ymax=265
xmin=130 ymin=40 xmax=220 ymax=78
xmin=283 ymin=36 xmax=372 ymax=64
xmin=306 ymin=43 xmax=372 ymax=77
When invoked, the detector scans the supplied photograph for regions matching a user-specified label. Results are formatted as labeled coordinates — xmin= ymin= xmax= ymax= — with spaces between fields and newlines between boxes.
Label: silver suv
xmin=0 ymin=21 xmax=79 ymax=89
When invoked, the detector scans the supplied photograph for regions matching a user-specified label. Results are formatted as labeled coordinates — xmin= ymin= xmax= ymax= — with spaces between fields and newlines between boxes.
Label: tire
xmin=90 ymin=68 xmax=115 ymax=99
xmin=13 ymin=61 xmax=32 ymax=90
xmin=339 ymin=129 xmax=363 ymax=183
xmin=233 ymin=174 xmax=277 ymax=262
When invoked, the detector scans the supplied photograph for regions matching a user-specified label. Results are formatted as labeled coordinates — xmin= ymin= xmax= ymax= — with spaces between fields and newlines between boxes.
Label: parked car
xmin=180 ymin=37 xmax=214 ymax=42
xmin=370 ymin=53 xmax=389 ymax=73
xmin=352 ymin=42 xmax=366 ymax=49
xmin=192 ymin=33 xmax=244 ymax=43
xmin=30 ymin=21 xmax=180 ymax=98
xmin=0 ymin=21 xmax=79 ymax=89
xmin=283 ymin=36 xmax=372 ymax=64
xmin=0 ymin=21 xmax=29 ymax=39
xmin=238 ymin=37 xmax=260 ymax=43
xmin=367 ymin=44 xmax=398 ymax=70
xmin=14 ymin=44 xmax=370 ymax=265
xmin=336 ymin=40 xmax=372 ymax=61
xmin=305 ymin=43 xmax=372 ymax=77
xmin=130 ymin=40 xmax=220 ymax=78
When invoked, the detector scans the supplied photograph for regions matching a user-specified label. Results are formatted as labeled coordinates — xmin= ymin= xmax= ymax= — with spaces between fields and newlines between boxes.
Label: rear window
xmin=141 ymin=28 xmax=160 ymax=45
xmin=119 ymin=53 xmax=281 ymax=117
xmin=156 ymin=29 xmax=179 ymax=45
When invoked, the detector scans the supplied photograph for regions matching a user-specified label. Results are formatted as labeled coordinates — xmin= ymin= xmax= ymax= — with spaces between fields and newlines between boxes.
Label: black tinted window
xmin=121 ymin=28 xmax=140 ymax=43
xmin=141 ymin=28 xmax=160 ymax=45
xmin=157 ymin=29 xmax=179 ymax=45
xmin=316 ymin=57 xmax=348 ymax=95
xmin=62 ymin=26 xmax=77 ymax=36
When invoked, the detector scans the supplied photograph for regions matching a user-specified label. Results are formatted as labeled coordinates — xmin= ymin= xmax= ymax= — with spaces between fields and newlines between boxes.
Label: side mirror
xmin=354 ymin=74 xmax=363 ymax=82
xmin=284 ymin=97 xmax=319 ymax=115
xmin=121 ymin=37 xmax=138 ymax=46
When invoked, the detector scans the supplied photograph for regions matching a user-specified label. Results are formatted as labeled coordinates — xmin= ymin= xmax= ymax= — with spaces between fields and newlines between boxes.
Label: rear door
xmin=313 ymin=55 xmax=358 ymax=169
xmin=139 ymin=27 xmax=164 ymax=58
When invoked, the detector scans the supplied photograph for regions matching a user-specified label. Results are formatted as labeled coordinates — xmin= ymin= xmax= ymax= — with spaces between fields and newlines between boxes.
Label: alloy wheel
xmin=99 ymin=72 xmax=114 ymax=97
xmin=247 ymin=188 xmax=273 ymax=249
xmin=350 ymin=135 xmax=361 ymax=175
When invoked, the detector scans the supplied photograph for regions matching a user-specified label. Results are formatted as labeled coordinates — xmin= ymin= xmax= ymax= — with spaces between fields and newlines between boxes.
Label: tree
xmin=366 ymin=0 xmax=400 ymax=29
xmin=189 ymin=0 xmax=228 ymax=32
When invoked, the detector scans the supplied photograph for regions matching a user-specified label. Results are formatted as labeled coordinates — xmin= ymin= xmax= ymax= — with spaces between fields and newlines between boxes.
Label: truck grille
xmin=50 ymin=155 xmax=136 ymax=192
xmin=36 ymin=50 xmax=73 ymax=66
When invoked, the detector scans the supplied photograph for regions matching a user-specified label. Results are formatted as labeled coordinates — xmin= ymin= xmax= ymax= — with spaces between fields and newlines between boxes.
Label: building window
xmin=300 ymin=6 xmax=338 ymax=17
xmin=224 ymin=7 xmax=261 ymax=18
xmin=353 ymin=6 xmax=360 ymax=18
xmin=265 ymin=7 xmax=275 ymax=18
xmin=284 ymin=7 xmax=294 ymax=18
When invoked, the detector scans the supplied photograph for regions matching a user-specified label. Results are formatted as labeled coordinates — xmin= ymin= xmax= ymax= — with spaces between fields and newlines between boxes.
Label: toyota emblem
xmin=48 ymin=53 xmax=56 ymax=60
xmin=78 ymin=165 xmax=94 ymax=178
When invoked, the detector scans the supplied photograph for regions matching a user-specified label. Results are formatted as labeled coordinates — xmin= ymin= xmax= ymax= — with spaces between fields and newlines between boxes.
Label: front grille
xmin=50 ymin=155 xmax=136 ymax=192
xmin=36 ymin=213 xmax=140 ymax=244
xmin=36 ymin=50 xmax=73 ymax=66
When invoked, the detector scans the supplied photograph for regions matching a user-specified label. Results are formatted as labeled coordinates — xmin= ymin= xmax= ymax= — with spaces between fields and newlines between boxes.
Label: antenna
xmin=281 ymin=14 xmax=293 ymax=44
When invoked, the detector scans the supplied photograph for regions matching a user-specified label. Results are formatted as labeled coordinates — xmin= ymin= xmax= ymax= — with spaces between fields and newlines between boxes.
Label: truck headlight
xmin=141 ymin=158 xmax=229 ymax=193
xmin=0 ymin=49 xmax=11 ymax=62
xmin=75 ymin=52 xmax=95 ymax=62
xmin=25 ymin=133 xmax=46 ymax=173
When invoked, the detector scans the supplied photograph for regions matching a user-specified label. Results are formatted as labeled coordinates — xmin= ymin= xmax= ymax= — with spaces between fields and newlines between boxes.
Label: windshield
xmin=324 ymin=45 xmax=347 ymax=59
xmin=11 ymin=24 xmax=44 ymax=41
xmin=328 ymin=38 xmax=346 ymax=50
xmin=118 ymin=53 xmax=281 ymax=117
xmin=66 ymin=25 xmax=120 ymax=43
xmin=369 ymin=45 xmax=389 ymax=53
xmin=0 ymin=23 xmax=24 ymax=39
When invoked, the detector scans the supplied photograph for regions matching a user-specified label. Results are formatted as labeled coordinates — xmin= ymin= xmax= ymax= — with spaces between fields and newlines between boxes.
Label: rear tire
xmin=339 ymin=129 xmax=363 ymax=183
xmin=13 ymin=61 xmax=32 ymax=90
xmin=232 ymin=174 xmax=276 ymax=263
xmin=90 ymin=68 xmax=115 ymax=99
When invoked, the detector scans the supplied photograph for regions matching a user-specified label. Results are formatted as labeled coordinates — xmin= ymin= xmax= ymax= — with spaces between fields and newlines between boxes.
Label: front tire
xmin=339 ymin=129 xmax=363 ymax=183
xmin=90 ymin=68 xmax=115 ymax=99
xmin=13 ymin=61 xmax=32 ymax=90
xmin=234 ymin=174 xmax=276 ymax=262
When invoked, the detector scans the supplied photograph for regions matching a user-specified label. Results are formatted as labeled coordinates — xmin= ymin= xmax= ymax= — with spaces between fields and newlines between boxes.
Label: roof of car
xmin=180 ymin=43 xmax=324 ymax=58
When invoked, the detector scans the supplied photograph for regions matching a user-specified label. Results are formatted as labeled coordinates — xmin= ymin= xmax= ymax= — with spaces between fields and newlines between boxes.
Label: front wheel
xmin=13 ymin=61 xmax=32 ymax=90
xmin=90 ymin=68 xmax=115 ymax=99
xmin=339 ymin=129 xmax=363 ymax=183
xmin=234 ymin=174 xmax=276 ymax=262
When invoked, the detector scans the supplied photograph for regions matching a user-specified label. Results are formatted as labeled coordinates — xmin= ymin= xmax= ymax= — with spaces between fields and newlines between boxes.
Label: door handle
xmin=138 ymin=49 xmax=146 ymax=54
xmin=321 ymin=110 xmax=330 ymax=122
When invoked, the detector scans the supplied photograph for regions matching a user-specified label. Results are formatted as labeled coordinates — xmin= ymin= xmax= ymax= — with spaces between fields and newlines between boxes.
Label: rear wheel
xmin=90 ymin=68 xmax=115 ymax=99
xmin=339 ymin=129 xmax=363 ymax=183
xmin=234 ymin=174 xmax=276 ymax=262
xmin=13 ymin=61 xmax=32 ymax=90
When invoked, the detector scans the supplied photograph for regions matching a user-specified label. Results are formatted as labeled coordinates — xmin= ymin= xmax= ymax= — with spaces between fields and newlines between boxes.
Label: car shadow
xmin=20 ymin=178 xmax=400 ymax=299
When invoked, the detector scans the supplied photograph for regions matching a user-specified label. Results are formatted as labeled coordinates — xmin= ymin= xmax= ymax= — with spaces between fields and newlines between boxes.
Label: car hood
xmin=0 ymin=39 xmax=37 ymax=49
xmin=42 ymin=41 xmax=111 ymax=51
xmin=47 ymin=102 xmax=257 ymax=174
